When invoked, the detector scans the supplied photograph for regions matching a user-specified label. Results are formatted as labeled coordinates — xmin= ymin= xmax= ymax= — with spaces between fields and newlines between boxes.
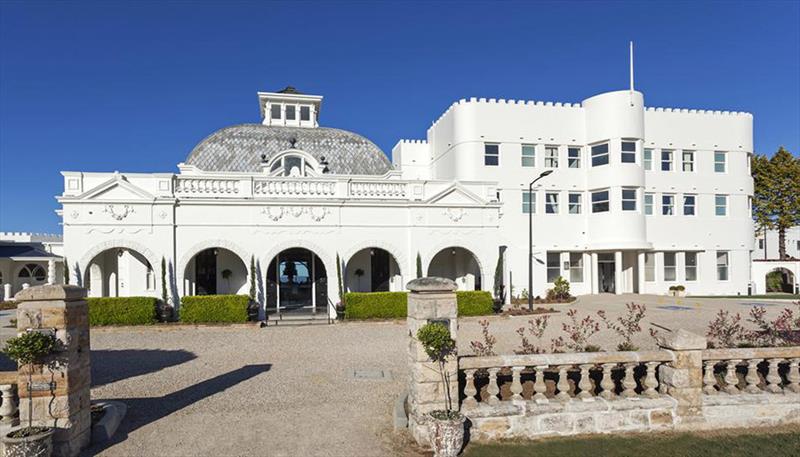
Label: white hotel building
xmin=56 ymin=85 xmax=754 ymax=315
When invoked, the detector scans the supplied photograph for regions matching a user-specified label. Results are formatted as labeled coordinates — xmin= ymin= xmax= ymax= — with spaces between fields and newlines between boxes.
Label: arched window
xmin=269 ymin=153 xmax=317 ymax=177
xmin=18 ymin=264 xmax=47 ymax=282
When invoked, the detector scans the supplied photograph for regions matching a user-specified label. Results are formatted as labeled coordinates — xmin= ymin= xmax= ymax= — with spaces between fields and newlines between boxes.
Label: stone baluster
xmin=463 ymin=369 xmax=478 ymax=407
xmin=765 ymin=359 xmax=784 ymax=394
xmin=702 ymin=361 xmax=719 ymax=395
xmin=533 ymin=365 xmax=548 ymax=402
xmin=599 ymin=363 xmax=616 ymax=400
xmin=577 ymin=364 xmax=594 ymax=400
xmin=511 ymin=366 xmax=524 ymax=401
xmin=723 ymin=360 xmax=741 ymax=394
xmin=0 ymin=384 xmax=18 ymax=426
xmin=787 ymin=359 xmax=800 ymax=394
xmin=744 ymin=359 xmax=763 ymax=394
xmin=556 ymin=366 xmax=571 ymax=402
xmin=487 ymin=368 xmax=500 ymax=404
xmin=621 ymin=363 xmax=638 ymax=398
xmin=643 ymin=362 xmax=660 ymax=398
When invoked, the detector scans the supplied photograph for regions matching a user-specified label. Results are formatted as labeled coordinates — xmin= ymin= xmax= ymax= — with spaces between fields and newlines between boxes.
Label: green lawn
xmin=463 ymin=428 xmax=800 ymax=457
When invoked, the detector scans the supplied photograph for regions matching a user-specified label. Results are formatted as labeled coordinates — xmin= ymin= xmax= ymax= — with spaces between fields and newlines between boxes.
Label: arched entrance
xmin=15 ymin=263 xmax=48 ymax=291
xmin=85 ymin=248 xmax=154 ymax=297
xmin=345 ymin=248 xmax=402 ymax=292
xmin=427 ymin=246 xmax=482 ymax=291
xmin=183 ymin=247 xmax=248 ymax=296
xmin=266 ymin=248 xmax=327 ymax=314
xmin=766 ymin=268 xmax=796 ymax=293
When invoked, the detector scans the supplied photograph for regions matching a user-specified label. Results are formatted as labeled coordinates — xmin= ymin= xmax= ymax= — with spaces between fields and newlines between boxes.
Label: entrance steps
xmin=263 ymin=312 xmax=332 ymax=327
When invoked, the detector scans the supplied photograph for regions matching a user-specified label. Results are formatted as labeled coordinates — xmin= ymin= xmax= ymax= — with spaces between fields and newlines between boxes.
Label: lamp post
xmin=529 ymin=170 xmax=553 ymax=311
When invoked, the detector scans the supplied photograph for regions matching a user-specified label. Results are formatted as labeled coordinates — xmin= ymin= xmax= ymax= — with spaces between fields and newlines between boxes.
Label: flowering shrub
xmin=597 ymin=303 xmax=647 ymax=351
xmin=470 ymin=319 xmax=497 ymax=356
xmin=551 ymin=309 xmax=600 ymax=352
xmin=748 ymin=301 xmax=800 ymax=346
xmin=706 ymin=309 xmax=748 ymax=348
xmin=514 ymin=316 xmax=550 ymax=354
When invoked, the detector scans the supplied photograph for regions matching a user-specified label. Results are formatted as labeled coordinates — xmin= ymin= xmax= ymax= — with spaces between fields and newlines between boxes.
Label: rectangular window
xmin=644 ymin=253 xmax=655 ymax=282
xmin=522 ymin=190 xmax=535 ymax=214
xmin=545 ymin=146 xmax=559 ymax=168
xmin=682 ymin=151 xmax=694 ymax=172
xmin=547 ymin=252 xmax=561 ymax=282
xmin=644 ymin=148 xmax=653 ymax=170
xmin=664 ymin=252 xmax=677 ymax=281
xmin=521 ymin=144 xmax=536 ymax=167
xmin=714 ymin=152 xmax=727 ymax=173
xmin=484 ymin=143 xmax=499 ymax=166
xmin=661 ymin=150 xmax=673 ymax=171
xmin=568 ymin=147 xmax=581 ymax=168
xmin=300 ymin=106 xmax=310 ymax=121
xmin=662 ymin=194 xmax=675 ymax=215
xmin=683 ymin=195 xmax=696 ymax=216
xmin=569 ymin=253 xmax=583 ymax=283
xmin=621 ymin=141 xmax=636 ymax=163
xmin=270 ymin=104 xmax=282 ymax=119
xmin=591 ymin=190 xmax=610 ymax=213
xmin=545 ymin=192 xmax=559 ymax=214
xmin=715 ymin=194 xmax=728 ymax=216
xmin=644 ymin=193 xmax=654 ymax=215
xmin=568 ymin=193 xmax=582 ymax=214
xmin=591 ymin=143 xmax=609 ymax=167
xmin=685 ymin=252 xmax=697 ymax=281
xmin=285 ymin=105 xmax=296 ymax=120
xmin=716 ymin=251 xmax=729 ymax=281
xmin=622 ymin=188 xmax=637 ymax=211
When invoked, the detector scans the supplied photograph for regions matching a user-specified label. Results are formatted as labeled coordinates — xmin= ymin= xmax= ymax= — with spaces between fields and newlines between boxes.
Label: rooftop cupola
xmin=258 ymin=86 xmax=322 ymax=128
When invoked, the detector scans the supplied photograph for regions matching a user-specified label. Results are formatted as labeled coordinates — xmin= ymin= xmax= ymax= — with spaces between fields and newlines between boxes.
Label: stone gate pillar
xmin=14 ymin=285 xmax=91 ymax=457
xmin=406 ymin=277 xmax=458 ymax=446
xmin=657 ymin=329 xmax=706 ymax=424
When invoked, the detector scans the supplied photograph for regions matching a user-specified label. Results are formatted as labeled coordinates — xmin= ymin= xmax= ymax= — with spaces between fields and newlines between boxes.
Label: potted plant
xmin=668 ymin=285 xmax=686 ymax=297
xmin=416 ymin=322 xmax=465 ymax=457
xmin=1 ymin=331 xmax=58 ymax=457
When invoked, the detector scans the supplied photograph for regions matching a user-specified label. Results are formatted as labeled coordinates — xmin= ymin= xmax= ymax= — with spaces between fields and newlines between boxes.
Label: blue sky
xmin=1 ymin=1 xmax=798 ymax=233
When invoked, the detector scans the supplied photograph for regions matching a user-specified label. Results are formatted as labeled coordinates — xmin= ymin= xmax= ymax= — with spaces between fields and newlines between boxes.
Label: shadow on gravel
xmin=91 ymin=349 xmax=197 ymax=387
xmin=83 ymin=364 xmax=272 ymax=456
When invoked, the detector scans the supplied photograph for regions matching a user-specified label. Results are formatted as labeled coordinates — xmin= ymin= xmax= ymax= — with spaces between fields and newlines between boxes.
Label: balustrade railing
xmin=253 ymin=179 xmax=337 ymax=197
xmin=459 ymin=351 xmax=674 ymax=407
xmin=701 ymin=347 xmax=800 ymax=395
xmin=347 ymin=181 xmax=407 ymax=199
xmin=175 ymin=177 xmax=240 ymax=196
xmin=0 ymin=373 xmax=19 ymax=430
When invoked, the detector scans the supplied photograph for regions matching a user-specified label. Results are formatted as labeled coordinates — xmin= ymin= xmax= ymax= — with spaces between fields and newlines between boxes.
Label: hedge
xmin=87 ymin=297 xmax=159 ymax=326
xmin=180 ymin=294 xmax=250 ymax=324
xmin=343 ymin=290 xmax=494 ymax=319
xmin=344 ymin=292 xmax=407 ymax=319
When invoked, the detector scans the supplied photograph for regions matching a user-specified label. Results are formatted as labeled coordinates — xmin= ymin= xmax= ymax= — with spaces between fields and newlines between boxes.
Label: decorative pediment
xmin=75 ymin=173 xmax=155 ymax=201
xmin=424 ymin=183 xmax=487 ymax=206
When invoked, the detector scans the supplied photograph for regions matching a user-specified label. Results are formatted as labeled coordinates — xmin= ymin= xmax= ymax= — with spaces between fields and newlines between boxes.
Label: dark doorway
xmin=266 ymin=248 xmax=327 ymax=314
xmin=598 ymin=253 xmax=615 ymax=293
xmin=371 ymin=249 xmax=391 ymax=292
xmin=195 ymin=249 xmax=217 ymax=295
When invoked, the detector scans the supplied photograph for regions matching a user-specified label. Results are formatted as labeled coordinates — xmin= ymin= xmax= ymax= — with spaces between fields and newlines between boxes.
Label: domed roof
xmin=185 ymin=124 xmax=392 ymax=175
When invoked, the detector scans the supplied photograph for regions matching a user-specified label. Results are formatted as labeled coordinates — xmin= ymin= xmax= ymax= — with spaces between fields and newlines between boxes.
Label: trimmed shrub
xmin=344 ymin=290 xmax=494 ymax=319
xmin=87 ymin=297 xmax=158 ymax=326
xmin=180 ymin=295 xmax=250 ymax=323
xmin=456 ymin=291 xmax=493 ymax=316
xmin=344 ymin=292 xmax=406 ymax=319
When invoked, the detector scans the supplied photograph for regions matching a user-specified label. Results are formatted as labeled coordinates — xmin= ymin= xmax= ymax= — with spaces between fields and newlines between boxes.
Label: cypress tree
xmin=161 ymin=257 xmax=168 ymax=304
xmin=416 ymin=252 xmax=423 ymax=278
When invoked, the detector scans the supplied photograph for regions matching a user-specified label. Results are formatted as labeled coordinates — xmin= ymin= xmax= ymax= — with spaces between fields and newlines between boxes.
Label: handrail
xmin=459 ymin=350 xmax=674 ymax=370
xmin=702 ymin=346 xmax=800 ymax=361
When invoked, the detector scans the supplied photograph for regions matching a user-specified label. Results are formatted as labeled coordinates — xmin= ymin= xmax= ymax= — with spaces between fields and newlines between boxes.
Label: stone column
xmin=406 ymin=277 xmax=458 ymax=446
xmin=657 ymin=329 xmax=706 ymax=426
xmin=47 ymin=259 xmax=56 ymax=285
xmin=14 ymin=285 xmax=91 ymax=457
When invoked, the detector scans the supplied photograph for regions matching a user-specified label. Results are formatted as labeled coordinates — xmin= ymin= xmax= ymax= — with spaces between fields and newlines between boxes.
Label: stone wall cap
xmin=14 ymin=284 xmax=87 ymax=302
xmin=658 ymin=328 xmax=706 ymax=351
xmin=406 ymin=277 xmax=457 ymax=292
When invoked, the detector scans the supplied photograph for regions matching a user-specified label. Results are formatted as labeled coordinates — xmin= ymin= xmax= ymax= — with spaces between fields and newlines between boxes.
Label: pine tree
xmin=752 ymin=147 xmax=800 ymax=259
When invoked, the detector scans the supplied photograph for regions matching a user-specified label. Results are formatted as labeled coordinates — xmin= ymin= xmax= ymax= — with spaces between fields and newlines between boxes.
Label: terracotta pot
xmin=428 ymin=412 xmax=466 ymax=457
xmin=2 ymin=427 xmax=54 ymax=457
